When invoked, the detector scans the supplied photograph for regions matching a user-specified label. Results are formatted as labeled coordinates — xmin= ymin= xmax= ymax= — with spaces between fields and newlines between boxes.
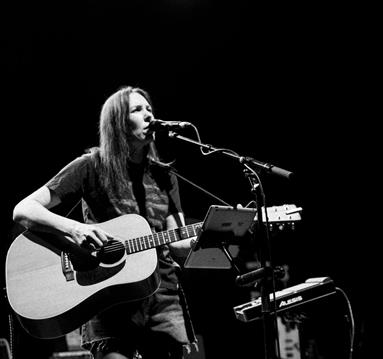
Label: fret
xmin=169 ymin=229 xmax=178 ymax=243
xmin=141 ymin=236 xmax=147 ymax=249
xmin=141 ymin=237 xmax=146 ymax=250
xmin=163 ymin=231 xmax=169 ymax=244
xmin=126 ymin=239 xmax=132 ymax=254
xmin=189 ymin=223 xmax=202 ymax=237
xmin=184 ymin=226 xmax=191 ymax=238
xmin=164 ymin=233 xmax=169 ymax=244
xmin=144 ymin=235 xmax=149 ymax=249
xmin=143 ymin=236 xmax=147 ymax=250
xmin=155 ymin=233 xmax=161 ymax=247
xmin=126 ymin=240 xmax=131 ymax=253
xmin=161 ymin=232 xmax=167 ymax=246
xmin=190 ymin=223 xmax=196 ymax=233
xmin=167 ymin=229 xmax=173 ymax=243
xmin=123 ymin=222 xmax=200 ymax=254
xmin=179 ymin=226 xmax=188 ymax=239
xmin=148 ymin=235 xmax=153 ymax=248
xmin=156 ymin=232 xmax=163 ymax=246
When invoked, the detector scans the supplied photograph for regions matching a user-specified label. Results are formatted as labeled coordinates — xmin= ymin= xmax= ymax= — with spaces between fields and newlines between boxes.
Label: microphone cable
xmin=335 ymin=286 xmax=355 ymax=359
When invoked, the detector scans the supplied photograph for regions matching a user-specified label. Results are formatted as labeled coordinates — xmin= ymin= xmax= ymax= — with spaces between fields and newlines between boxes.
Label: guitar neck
xmin=123 ymin=204 xmax=301 ymax=254
xmin=125 ymin=222 xmax=203 ymax=254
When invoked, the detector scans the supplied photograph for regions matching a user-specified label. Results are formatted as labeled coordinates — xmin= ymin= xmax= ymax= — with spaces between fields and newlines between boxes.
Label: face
xmin=127 ymin=91 xmax=154 ymax=144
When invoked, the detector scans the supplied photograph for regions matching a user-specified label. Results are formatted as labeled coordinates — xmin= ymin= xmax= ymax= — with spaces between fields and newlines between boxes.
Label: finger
xmin=78 ymin=235 xmax=96 ymax=248
xmin=94 ymin=230 xmax=113 ymax=245
xmin=84 ymin=233 xmax=104 ymax=248
xmin=78 ymin=234 xmax=88 ymax=246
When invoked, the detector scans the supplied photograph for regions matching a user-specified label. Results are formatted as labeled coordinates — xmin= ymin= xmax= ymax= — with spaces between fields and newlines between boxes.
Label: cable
xmin=1 ymin=286 xmax=14 ymax=359
xmin=335 ymin=287 xmax=355 ymax=359
xmin=8 ymin=313 xmax=14 ymax=359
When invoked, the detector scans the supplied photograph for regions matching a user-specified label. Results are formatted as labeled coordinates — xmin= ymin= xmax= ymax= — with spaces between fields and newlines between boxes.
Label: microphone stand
xmin=168 ymin=131 xmax=294 ymax=359
xmin=244 ymin=170 xmax=279 ymax=359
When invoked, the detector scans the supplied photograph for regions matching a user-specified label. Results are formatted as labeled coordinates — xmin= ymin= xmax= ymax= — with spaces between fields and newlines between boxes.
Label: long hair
xmin=95 ymin=86 xmax=160 ymax=197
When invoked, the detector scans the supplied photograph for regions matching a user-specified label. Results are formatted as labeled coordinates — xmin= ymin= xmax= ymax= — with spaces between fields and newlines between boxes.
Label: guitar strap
xmin=170 ymin=211 xmax=199 ymax=352
xmin=63 ymin=198 xmax=84 ymax=220
xmin=173 ymin=212 xmax=184 ymax=228
xmin=177 ymin=272 xmax=199 ymax=353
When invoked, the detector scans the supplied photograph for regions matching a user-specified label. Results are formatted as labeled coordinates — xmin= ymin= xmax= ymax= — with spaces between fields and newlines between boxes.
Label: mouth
xmin=143 ymin=128 xmax=155 ymax=139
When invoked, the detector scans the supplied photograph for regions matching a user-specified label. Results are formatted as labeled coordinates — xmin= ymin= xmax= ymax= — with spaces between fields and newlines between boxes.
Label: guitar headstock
xmin=260 ymin=204 xmax=302 ymax=231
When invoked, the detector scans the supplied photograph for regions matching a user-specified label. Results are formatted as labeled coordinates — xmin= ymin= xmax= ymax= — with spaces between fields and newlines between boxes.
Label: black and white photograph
xmin=1 ymin=2 xmax=378 ymax=359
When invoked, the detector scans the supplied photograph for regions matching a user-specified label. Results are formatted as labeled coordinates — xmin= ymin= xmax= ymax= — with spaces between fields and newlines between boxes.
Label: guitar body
xmin=5 ymin=214 xmax=160 ymax=339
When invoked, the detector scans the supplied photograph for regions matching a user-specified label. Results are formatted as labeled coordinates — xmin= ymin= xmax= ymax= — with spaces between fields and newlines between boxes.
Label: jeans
xmin=81 ymin=286 xmax=191 ymax=358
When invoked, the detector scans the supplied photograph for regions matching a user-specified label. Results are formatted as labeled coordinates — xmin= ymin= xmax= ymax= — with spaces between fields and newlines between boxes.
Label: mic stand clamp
xmin=235 ymin=266 xmax=286 ymax=287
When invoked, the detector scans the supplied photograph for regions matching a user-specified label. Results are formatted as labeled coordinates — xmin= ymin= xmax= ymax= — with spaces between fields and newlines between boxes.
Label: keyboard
xmin=233 ymin=277 xmax=336 ymax=322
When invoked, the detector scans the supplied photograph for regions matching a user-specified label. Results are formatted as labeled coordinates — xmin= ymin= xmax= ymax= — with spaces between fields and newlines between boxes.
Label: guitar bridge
xmin=61 ymin=252 xmax=75 ymax=281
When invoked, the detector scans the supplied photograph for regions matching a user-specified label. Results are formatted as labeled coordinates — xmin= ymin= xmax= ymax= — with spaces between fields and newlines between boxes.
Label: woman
xmin=13 ymin=86 xmax=196 ymax=359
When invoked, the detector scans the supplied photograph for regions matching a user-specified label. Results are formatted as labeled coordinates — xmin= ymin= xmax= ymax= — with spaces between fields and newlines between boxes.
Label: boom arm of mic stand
xmin=169 ymin=132 xmax=294 ymax=180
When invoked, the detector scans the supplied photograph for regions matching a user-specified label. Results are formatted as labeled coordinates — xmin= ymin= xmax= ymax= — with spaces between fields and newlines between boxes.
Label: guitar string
xmin=91 ymin=209 xmax=296 ymax=255
xmin=101 ymin=231 xmax=195 ymax=253
xmin=94 ymin=214 xmax=295 ymax=254
xmin=99 ymin=223 xmax=201 ymax=254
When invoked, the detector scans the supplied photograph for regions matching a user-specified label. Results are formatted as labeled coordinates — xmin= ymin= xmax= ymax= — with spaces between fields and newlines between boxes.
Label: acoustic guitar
xmin=5 ymin=205 xmax=301 ymax=339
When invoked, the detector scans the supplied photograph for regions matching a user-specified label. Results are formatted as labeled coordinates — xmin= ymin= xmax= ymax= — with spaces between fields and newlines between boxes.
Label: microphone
xmin=148 ymin=119 xmax=192 ymax=131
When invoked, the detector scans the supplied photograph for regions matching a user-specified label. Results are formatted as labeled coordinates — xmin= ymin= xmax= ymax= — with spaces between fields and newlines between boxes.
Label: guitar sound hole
xmin=98 ymin=240 xmax=125 ymax=265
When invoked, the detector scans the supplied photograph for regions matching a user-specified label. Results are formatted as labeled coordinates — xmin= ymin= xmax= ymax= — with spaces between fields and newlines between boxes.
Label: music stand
xmin=184 ymin=205 xmax=256 ymax=270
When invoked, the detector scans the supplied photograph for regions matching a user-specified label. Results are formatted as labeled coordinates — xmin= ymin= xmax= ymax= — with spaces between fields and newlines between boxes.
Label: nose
xmin=144 ymin=112 xmax=154 ymax=123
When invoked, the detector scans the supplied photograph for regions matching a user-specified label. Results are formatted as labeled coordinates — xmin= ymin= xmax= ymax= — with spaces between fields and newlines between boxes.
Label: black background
xmin=1 ymin=1 xmax=379 ymax=358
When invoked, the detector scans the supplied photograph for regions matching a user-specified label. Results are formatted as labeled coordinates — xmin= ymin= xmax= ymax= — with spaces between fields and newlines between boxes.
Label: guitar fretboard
xmin=122 ymin=204 xmax=301 ymax=254
xmin=124 ymin=222 xmax=203 ymax=254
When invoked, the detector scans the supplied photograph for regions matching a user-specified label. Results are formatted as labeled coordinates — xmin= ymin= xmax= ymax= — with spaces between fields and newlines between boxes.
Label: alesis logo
xmin=279 ymin=295 xmax=303 ymax=308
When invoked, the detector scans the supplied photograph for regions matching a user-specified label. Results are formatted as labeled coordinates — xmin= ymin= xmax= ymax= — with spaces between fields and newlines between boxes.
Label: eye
xmin=130 ymin=106 xmax=141 ymax=113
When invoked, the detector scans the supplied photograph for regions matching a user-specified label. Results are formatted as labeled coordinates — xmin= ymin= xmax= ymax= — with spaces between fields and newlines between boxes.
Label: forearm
xmin=169 ymin=237 xmax=195 ymax=258
xmin=13 ymin=196 xmax=112 ymax=248
xmin=13 ymin=199 xmax=80 ymax=237
xmin=166 ymin=212 xmax=194 ymax=257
